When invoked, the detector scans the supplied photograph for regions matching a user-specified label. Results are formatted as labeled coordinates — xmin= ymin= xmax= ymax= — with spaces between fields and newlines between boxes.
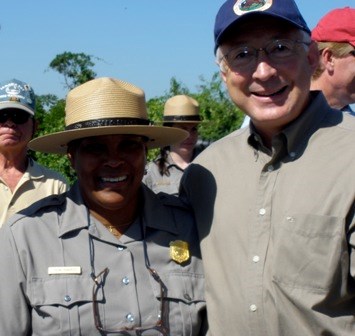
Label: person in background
xmin=311 ymin=7 xmax=355 ymax=114
xmin=0 ymin=77 xmax=206 ymax=335
xmin=143 ymin=94 xmax=201 ymax=196
xmin=180 ymin=0 xmax=355 ymax=335
xmin=0 ymin=78 xmax=68 ymax=227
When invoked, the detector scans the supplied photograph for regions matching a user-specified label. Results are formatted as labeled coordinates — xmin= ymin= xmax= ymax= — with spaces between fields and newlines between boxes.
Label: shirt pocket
xmin=29 ymin=276 xmax=98 ymax=335
xmin=150 ymin=271 xmax=206 ymax=336
xmin=272 ymin=213 xmax=345 ymax=292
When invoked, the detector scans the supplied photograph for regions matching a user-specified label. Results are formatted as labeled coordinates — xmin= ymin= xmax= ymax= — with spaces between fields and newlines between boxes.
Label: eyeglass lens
xmin=0 ymin=110 xmax=32 ymax=124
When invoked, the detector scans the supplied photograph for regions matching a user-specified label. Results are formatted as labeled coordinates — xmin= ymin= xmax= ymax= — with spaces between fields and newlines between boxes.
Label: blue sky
xmin=0 ymin=0 xmax=353 ymax=100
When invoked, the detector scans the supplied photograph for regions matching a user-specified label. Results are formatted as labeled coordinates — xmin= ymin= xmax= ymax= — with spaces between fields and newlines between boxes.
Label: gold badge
xmin=170 ymin=240 xmax=190 ymax=264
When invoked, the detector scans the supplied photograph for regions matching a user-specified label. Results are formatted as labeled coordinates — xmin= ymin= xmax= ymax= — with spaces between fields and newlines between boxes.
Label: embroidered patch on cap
xmin=234 ymin=0 xmax=272 ymax=15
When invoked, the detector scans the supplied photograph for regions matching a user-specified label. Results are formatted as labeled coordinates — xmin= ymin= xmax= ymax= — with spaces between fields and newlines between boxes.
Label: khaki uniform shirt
xmin=0 ymin=183 xmax=206 ymax=335
xmin=0 ymin=158 xmax=68 ymax=226
xmin=181 ymin=92 xmax=355 ymax=336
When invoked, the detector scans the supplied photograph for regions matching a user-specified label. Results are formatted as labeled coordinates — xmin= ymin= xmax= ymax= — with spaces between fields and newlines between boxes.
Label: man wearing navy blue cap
xmin=0 ymin=79 xmax=68 ymax=226
xmin=180 ymin=0 xmax=355 ymax=335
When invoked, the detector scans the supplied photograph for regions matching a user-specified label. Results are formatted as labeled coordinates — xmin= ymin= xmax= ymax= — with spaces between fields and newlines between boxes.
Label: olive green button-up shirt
xmin=0 ymin=183 xmax=206 ymax=335
xmin=181 ymin=92 xmax=355 ymax=336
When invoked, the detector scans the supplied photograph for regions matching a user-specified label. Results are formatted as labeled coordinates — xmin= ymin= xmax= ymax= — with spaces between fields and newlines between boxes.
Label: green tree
xmin=48 ymin=52 xmax=98 ymax=90
xmin=195 ymin=72 xmax=244 ymax=141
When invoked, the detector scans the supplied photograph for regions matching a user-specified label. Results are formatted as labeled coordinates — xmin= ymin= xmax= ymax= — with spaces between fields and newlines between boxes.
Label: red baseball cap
xmin=312 ymin=7 xmax=355 ymax=47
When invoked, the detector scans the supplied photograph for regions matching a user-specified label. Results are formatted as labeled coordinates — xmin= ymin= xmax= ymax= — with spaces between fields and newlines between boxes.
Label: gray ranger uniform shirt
xmin=0 ymin=183 xmax=206 ymax=335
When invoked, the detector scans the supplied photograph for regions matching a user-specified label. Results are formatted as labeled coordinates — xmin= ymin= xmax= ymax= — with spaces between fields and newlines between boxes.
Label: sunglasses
xmin=92 ymin=266 xmax=168 ymax=335
xmin=0 ymin=110 xmax=33 ymax=124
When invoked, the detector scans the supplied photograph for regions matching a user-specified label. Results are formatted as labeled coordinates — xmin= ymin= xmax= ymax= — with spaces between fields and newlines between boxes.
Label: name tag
xmin=48 ymin=266 xmax=82 ymax=275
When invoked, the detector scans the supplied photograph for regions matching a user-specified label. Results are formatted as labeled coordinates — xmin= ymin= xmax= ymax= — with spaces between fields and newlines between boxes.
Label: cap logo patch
xmin=234 ymin=0 xmax=272 ymax=15
xmin=0 ymin=82 xmax=33 ymax=105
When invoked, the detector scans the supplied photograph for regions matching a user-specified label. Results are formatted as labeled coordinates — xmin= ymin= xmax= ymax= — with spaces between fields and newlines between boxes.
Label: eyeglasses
xmin=223 ymin=39 xmax=311 ymax=72
xmin=92 ymin=266 xmax=168 ymax=335
xmin=0 ymin=110 xmax=32 ymax=124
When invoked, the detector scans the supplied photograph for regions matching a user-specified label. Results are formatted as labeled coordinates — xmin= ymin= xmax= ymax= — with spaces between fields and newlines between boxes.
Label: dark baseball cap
xmin=214 ymin=0 xmax=311 ymax=52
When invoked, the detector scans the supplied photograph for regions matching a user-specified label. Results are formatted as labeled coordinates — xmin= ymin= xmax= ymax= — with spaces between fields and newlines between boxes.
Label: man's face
xmin=68 ymin=134 xmax=147 ymax=216
xmin=0 ymin=108 xmax=34 ymax=153
xmin=219 ymin=16 xmax=319 ymax=136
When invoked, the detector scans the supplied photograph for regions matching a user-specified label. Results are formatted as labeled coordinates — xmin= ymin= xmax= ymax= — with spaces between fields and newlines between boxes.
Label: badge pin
xmin=169 ymin=240 xmax=190 ymax=264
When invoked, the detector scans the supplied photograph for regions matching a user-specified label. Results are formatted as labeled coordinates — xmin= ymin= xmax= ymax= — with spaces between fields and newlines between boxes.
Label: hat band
xmin=163 ymin=115 xmax=201 ymax=122
xmin=66 ymin=117 xmax=151 ymax=130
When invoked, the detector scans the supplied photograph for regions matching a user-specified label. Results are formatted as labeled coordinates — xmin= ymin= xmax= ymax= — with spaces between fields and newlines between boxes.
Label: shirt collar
xmin=58 ymin=183 xmax=180 ymax=238
xmin=248 ymin=91 xmax=334 ymax=157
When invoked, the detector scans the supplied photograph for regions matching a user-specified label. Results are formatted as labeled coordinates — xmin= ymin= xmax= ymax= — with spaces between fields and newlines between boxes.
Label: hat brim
xmin=0 ymin=103 xmax=35 ymax=116
xmin=29 ymin=125 xmax=188 ymax=154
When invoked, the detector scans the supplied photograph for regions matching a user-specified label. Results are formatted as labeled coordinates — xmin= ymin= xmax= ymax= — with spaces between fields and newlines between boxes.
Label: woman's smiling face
xmin=68 ymin=134 xmax=147 ymax=215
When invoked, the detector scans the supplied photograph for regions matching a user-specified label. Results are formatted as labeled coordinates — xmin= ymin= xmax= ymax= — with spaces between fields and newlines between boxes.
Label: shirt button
xmin=249 ymin=304 xmax=257 ymax=312
xmin=64 ymin=295 xmax=71 ymax=302
xmin=259 ymin=208 xmax=266 ymax=215
xmin=126 ymin=313 xmax=135 ymax=322
xmin=289 ymin=151 xmax=296 ymax=158
xmin=117 ymin=246 xmax=124 ymax=251
xmin=122 ymin=277 xmax=130 ymax=285
xmin=252 ymin=255 xmax=260 ymax=263
xmin=267 ymin=165 xmax=274 ymax=172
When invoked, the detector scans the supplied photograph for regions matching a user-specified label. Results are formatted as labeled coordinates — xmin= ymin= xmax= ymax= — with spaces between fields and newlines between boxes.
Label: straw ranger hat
xmin=163 ymin=95 xmax=201 ymax=124
xmin=29 ymin=77 xmax=188 ymax=154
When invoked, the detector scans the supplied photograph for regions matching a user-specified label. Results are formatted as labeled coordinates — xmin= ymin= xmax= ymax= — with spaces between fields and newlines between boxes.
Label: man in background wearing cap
xmin=311 ymin=7 xmax=355 ymax=114
xmin=143 ymin=95 xmax=202 ymax=196
xmin=180 ymin=0 xmax=355 ymax=335
xmin=0 ymin=79 xmax=68 ymax=226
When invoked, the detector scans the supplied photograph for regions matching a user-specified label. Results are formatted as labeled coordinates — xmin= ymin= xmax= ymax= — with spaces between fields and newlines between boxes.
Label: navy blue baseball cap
xmin=0 ymin=79 xmax=36 ymax=115
xmin=214 ymin=0 xmax=311 ymax=52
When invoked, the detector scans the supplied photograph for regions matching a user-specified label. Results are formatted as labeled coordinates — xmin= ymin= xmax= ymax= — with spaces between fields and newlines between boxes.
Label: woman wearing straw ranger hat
xmin=0 ymin=77 xmax=207 ymax=335
xmin=143 ymin=95 xmax=202 ymax=196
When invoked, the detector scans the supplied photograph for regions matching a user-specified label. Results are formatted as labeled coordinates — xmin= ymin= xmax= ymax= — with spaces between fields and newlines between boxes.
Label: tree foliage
xmin=48 ymin=52 xmax=97 ymax=90
xmin=33 ymin=52 xmax=244 ymax=182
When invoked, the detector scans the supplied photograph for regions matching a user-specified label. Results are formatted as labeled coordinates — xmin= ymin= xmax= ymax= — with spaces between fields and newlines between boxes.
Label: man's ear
xmin=320 ymin=48 xmax=335 ymax=72
xmin=31 ymin=119 xmax=39 ymax=138
xmin=308 ymin=41 xmax=321 ymax=74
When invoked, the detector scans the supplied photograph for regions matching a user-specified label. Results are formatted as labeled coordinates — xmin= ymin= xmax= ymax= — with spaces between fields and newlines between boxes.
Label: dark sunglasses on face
xmin=0 ymin=110 xmax=33 ymax=124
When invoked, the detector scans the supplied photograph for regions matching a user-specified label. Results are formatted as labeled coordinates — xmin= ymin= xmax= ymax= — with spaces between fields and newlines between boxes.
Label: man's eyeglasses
xmin=91 ymin=266 xmax=169 ymax=335
xmin=223 ymin=39 xmax=311 ymax=72
xmin=0 ymin=110 xmax=32 ymax=124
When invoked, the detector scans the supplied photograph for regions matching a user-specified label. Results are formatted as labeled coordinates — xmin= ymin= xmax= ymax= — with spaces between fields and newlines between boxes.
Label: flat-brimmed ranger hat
xmin=163 ymin=95 xmax=201 ymax=124
xmin=214 ymin=0 xmax=311 ymax=52
xmin=29 ymin=77 xmax=188 ymax=154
